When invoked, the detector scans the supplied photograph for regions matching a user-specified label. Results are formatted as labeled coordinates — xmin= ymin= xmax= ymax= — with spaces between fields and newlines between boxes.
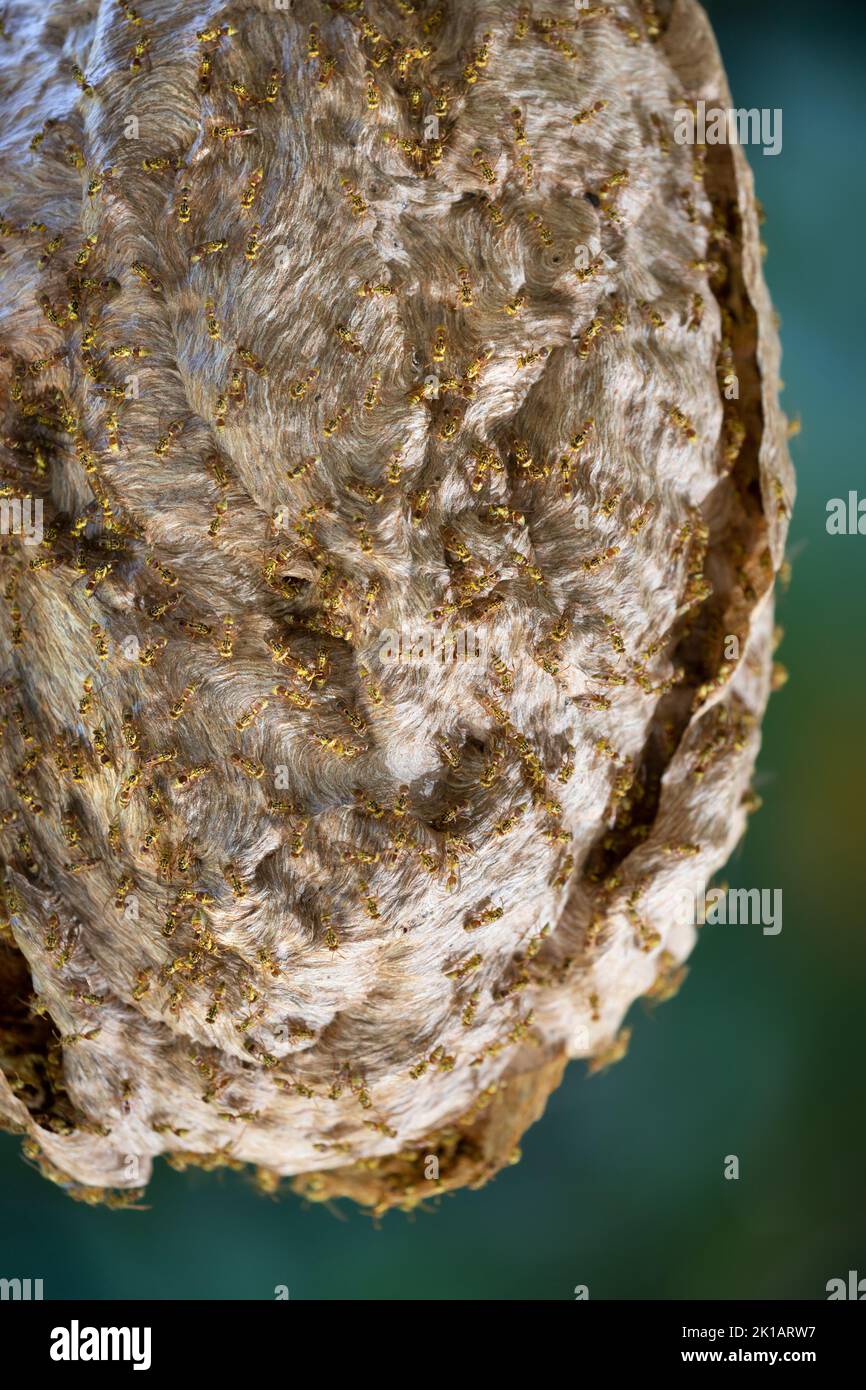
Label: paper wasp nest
xmin=0 ymin=0 xmax=793 ymax=1210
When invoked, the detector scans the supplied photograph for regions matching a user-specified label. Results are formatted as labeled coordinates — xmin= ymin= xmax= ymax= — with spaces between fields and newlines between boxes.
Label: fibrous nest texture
xmin=0 ymin=0 xmax=793 ymax=1212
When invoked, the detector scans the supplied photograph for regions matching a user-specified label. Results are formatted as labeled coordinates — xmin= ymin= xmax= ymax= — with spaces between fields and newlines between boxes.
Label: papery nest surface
xmin=0 ymin=0 xmax=793 ymax=1210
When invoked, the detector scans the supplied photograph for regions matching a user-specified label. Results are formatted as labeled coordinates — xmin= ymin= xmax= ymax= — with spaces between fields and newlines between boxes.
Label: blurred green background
xmin=1 ymin=0 xmax=863 ymax=1299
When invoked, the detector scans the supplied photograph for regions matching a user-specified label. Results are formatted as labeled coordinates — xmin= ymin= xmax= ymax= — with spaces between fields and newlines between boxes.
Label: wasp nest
xmin=0 ymin=0 xmax=793 ymax=1212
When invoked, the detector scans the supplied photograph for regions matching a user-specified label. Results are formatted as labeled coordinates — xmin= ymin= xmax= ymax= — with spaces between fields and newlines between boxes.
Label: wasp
xmin=235 ymin=698 xmax=268 ymax=731
xmin=227 ymin=367 xmax=246 ymax=408
xmin=173 ymin=764 xmax=211 ymax=790
xmin=104 ymin=414 xmax=122 ymax=453
xmin=340 ymin=179 xmax=368 ymax=218
xmin=143 ymin=556 xmax=178 ymax=587
xmin=72 ymin=235 xmax=97 ymax=270
xmin=175 ymin=842 xmax=196 ymax=876
xmin=209 ymin=496 xmax=229 ymax=536
xmin=29 ymin=118 xmax=58 ymax=151
xmin=204 ymin=300 xmax=220 ymax=340
xmin=668 ymin=404 xmax=697 ymax=442
xmin=310 ymin=732 xmax=363 ymax=760
xmin=472 ymin=148 xmax=496 ymax=184
xmin=87 ymin=168 xmax=113 ymax=198
xmin=23 ymin=350 xmax=63 ymax=376
xmin=503 ymin=293 xmax=527 ymax=318
xmin=244 ymin=224 xmax=260 ymax=261
xmin=190 ymin=239 xmax=228 ymax=263
xmin=138 ymin=638 xmax=167 ymax=666
xmin=198 ymin=21 xmax=238 ymax=43
xmin=587 ymin=1026 xmax=631 ymax=1076
xmin=217 ymin=618 xmax=234 ymax=659
xmin=212 ymin=123 xmax=255 ymax=143
xmin=154 ymin=420 xmax=183 ymax=458
xmin=108 ymin=344 xmax=148 ymax=360
xmin=71 ymin=63 xmax=95 ymax=96
xmin=38 ymin=293 xmax=67 ymax=326
xmin=572 ymin=100 xmax=607 ymax=129
xmin=131 ymin=260 xmax=162 ymax=293
xmin=231 ymin=754 xmax=265 ymax=780
xmin=272 ymin=684 xmax=311 ymax=711
xmin=89 ymin=622 xmax=110 ymax=659
xmin=336 ymin=323 xmax=363 ymax=354
xmin=240 ymin=166 xmax=263 ymax=210
xmin=444 ymin=952 xmax=482 ymax=982
xmin=147 ymin=594 xmax=179 ymax=622
xmin=236 ymin=344 xmax=267 ymax=376
xmin=129 ymin=34 xmax=151 ymax=71
xmin=167 ymin=683 xmax=197 ymax=723
xmin=357 ymin=280 xmax=393 ymax=299
xmin=223 ymin=863 xmax=246 ymax=899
